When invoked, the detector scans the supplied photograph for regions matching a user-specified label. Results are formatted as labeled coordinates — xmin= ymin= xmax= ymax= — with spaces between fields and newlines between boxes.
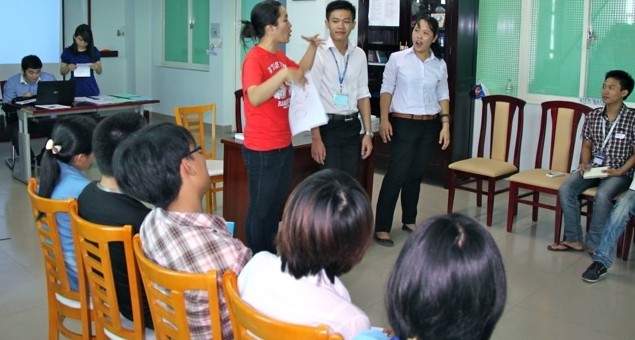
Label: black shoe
xmin=402 ymin=224 xmax=415 ymax=233
xmin=581 ymin=261 xmax=607 ymax=283
xmin=374 ymin=234 xmax=394 ymax=247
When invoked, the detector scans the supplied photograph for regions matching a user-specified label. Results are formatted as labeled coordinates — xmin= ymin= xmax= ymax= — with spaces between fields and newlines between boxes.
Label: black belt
xmin=327 ymin=112 xmax=359 ymax=122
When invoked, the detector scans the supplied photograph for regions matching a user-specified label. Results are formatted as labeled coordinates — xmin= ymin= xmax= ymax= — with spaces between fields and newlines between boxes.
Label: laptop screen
xmin=36 ymin=80 xmax=76 ymax=106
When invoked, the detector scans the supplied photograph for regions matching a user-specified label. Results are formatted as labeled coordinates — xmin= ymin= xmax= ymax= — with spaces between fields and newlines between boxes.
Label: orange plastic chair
xmin=174 ymin=103 xmax=223 ymax=213
xmin=447 ymin=95 xmax=526 ymax=226
xmin=26 ymin=178 xmax=93 ymax=339
xmin=69 ymin=201 xmax=148 ymax=339
xmin=221 ymin=271 xmax=344 ymax=340
xmin=132 ymin=234 xmax=223 ymax=339
xmin=506 ymin=101 xmax=591 ymax=242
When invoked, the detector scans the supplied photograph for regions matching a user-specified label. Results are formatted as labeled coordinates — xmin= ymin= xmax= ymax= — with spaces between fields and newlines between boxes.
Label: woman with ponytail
xmin=239 ymin=0 xmax=322 ymax=253
xmin=38 ymin=115 xmax=97 ymax=291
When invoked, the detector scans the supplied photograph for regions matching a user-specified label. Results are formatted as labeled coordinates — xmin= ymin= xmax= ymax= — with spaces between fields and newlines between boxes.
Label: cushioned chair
xmin=174 ymin=103 xmax=223 ymax=213
xmin=132 ymin=235 xmax=223 ymax=339
xmin=221 ymin=271 xmax=344 ymax=340
xmin=69 ymin=201 xmax=150 ymax=339
xmin=506 ymin=101 xmax=591 ymax=243
xmin=26 ymin=178 xmax=93 ymax=339
xmin=447 ymin=95 xmax=526 ymax=226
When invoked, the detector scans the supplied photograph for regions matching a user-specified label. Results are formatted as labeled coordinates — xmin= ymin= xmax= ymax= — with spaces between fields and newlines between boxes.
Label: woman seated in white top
xmin=238 ymin=168 xmax=374 ymax=339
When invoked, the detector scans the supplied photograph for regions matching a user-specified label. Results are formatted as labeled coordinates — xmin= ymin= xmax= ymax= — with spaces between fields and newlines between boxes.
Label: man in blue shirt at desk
xmin=2 ymin=55 xmax=56 ymax=169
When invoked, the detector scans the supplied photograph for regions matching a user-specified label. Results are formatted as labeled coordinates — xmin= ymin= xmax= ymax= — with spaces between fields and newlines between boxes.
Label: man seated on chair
xmin=76 ymin=112 xmax=153 ymax=329
xmin=2 ymin=55 xmax=57 ymax=168
xmin=581 ymin=176 xmax=635 ymax=283
xmin=549 ymin=70 xmax=635 ymax=253
xmin=113 ymin=122 xmax=252 ymax=339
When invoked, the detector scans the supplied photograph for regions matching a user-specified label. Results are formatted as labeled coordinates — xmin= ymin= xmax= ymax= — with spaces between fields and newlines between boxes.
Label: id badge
xmin=332 ymin=93 xmax=349 ymax=106
xmin=593 ymin=152 xmax=605 ymax=166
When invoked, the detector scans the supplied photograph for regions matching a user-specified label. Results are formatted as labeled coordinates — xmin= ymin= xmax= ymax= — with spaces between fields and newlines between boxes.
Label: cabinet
xmin=357 ymin=0 xmax=479 ymax=186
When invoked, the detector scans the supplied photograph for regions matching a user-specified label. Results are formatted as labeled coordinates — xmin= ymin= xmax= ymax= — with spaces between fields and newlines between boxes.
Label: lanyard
xmin=601 ymin=114 xmax=621 ymax=150
xmin=329 ymin=48 xmax=349 ymax=93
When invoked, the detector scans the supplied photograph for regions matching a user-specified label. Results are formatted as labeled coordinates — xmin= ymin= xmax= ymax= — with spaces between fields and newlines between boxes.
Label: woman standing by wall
xmin=374 ymin=16 xmax=451 ymax=246
xmin=60 ymin=24 xmax=102 ymax=97
xmin=239 ymin=0 xmax=321 ymax=253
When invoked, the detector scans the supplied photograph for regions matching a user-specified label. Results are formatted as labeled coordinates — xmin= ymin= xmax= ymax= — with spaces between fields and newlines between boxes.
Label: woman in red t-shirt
xmin=239 ymin=0 xmax=322 ymax=253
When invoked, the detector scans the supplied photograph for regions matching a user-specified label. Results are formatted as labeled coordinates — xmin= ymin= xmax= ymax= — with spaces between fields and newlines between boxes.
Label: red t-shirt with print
xmin=241 ymin=45 xmax=299 ymax=151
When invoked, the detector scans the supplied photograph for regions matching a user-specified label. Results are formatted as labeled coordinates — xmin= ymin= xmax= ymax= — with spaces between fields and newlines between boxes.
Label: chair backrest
xmin=174 ymin=103 xmax=218 ymax=159
xmin=221 ymin=271 xmax=344 ymax=340
xmin=235 ymin=89 xmax=245 ymax=133
xmin=535 ymin=100 xmax=591 ymax=172
xmin=477 ymin=95 xmax=526 ymax=168
xmin=132 ymin=234 xmax=223 ymax=339
xmin=26 ymin=178 xmax=92 ymax=338
xmin=69 ymin=200 xmax=145 ymax=339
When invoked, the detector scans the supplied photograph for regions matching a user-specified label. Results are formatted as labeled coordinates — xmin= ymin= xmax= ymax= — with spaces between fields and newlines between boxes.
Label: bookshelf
xmin=357 ymin=0 xmax=479 ymax=186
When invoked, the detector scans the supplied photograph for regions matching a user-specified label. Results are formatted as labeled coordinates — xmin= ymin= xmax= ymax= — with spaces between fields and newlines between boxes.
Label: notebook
xmin=34 ymin=80 xmax=76 ymax=106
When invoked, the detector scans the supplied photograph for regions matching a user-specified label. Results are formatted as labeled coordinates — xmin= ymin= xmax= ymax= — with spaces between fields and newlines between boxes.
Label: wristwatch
xmin=364 ymin=131 xmax=374 ymax=137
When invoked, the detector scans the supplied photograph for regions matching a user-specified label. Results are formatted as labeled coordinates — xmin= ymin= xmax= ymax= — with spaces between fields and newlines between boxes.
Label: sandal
xmin=547 ymin=242 xmax=584 ymax=252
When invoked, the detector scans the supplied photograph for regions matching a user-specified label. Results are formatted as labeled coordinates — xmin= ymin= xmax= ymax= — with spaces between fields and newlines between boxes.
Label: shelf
xmin=368 ymin=62 xmax=387 ymax=66
xmin=100 ymin=50 xmax=119 ymax=58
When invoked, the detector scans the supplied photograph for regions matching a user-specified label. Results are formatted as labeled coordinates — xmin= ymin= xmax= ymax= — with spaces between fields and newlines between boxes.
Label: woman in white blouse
xmin=237 ymin=169 xmax=374 ymax=339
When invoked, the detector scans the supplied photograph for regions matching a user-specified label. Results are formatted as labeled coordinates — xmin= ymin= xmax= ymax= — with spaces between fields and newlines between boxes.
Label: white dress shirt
xmin=312 ymin=38 xmax=371 ymax=115
xmin=237 ymin=251 xmax=371 ymax=339
xmin=380 ymin=47 xmax=449 ymax=115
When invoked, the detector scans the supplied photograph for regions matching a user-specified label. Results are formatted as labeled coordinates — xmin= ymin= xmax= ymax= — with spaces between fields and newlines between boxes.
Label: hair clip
xmin=45 ymin=139 xmax=62 ymax=155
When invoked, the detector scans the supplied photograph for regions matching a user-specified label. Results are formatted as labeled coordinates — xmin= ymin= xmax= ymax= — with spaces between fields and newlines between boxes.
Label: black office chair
xmin=0 ymin=79 xmax=17 ymax=170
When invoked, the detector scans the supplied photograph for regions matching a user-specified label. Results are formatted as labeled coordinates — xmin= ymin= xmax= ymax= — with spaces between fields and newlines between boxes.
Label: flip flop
xmin=547 ymin=243 xmax=584 ymax=252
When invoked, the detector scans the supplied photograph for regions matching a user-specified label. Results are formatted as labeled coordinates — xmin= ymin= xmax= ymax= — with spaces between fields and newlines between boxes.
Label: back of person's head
xmin=386 ymin=214 xmax=507 ymax=340
xmin=326 ymin=0 xmax=356 ymax=21
xmin=113 ymin=122 xmax=196 ymax=209
xmin=277 ymin=169 xmax=373 ymax=283
xmin=21 ymin=55 xmax=43 ymax=71
xmin=38 ymin=115 xmax=97 ymax=198
xmin=93 ymin=112 xmax=147 ymax=176
xmin=239 ymin=0 xmax=282 ymax=47
xmin=605 ymin=70 xmax=634 ymax=100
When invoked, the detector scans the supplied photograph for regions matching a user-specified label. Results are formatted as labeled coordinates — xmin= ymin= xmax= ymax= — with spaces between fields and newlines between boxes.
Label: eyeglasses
xmin=187 ymin=145 xmax=202 ymax=156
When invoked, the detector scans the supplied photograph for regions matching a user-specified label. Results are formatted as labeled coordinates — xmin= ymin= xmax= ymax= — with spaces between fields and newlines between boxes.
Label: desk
xmin=14 ymin=99 xmax=159 ymax=183
xmin=222 ymin=133 xmax=376 ymax=244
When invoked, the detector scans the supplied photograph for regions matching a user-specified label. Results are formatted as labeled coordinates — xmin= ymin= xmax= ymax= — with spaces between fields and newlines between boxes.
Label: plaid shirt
xmin=140 ymin=208 xmax=252 ymax=339
xmin=582 ymin=104 xmax=635 ymax=177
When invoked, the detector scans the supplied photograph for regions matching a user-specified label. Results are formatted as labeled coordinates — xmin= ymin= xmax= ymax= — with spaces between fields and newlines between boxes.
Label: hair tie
xmin=45 ymin=139 xmax=62 ymax=155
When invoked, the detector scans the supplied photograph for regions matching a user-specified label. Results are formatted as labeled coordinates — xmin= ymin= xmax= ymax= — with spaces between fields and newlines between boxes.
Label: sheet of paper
xmin=35 ymin=104 xmax=71 ymax=110
xmin=369 ymin=0 xmax=400 ymax=27
xmin=288 ymin=72 xmax=328 ymax=136
xmin=74 ymin=96 xmax=115 ymax=105
xmin=73 ymin=63 xmax=91 ymax=78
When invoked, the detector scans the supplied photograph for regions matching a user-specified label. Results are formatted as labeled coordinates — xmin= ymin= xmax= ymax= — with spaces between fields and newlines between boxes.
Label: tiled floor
xmin=1 ymin=136 xmax=635 ymax=339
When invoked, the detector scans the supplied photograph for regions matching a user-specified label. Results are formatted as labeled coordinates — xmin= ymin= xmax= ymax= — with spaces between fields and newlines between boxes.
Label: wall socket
xmin=210 ymin=23 xmax=220 ymax=39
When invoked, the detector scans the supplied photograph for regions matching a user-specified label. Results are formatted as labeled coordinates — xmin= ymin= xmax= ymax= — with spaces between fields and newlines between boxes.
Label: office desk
xmin=14 ymin=99 xmax=159 ymax=183
xmin=222 ymin=133 xmax=376 ymax=244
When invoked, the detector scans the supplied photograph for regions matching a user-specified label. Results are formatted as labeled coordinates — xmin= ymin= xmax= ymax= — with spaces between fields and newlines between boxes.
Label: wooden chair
xmin=235 ymin=89 xmax=244 ymax=133
xmin=506 ymin=101 xmax=591 ymax=242
xmin=617 ymin=219 xmax=635 ymax=261
xmin=447 ymin=95 xmax=526 ymax=226
xmin=69 ymin=201 xmax=148 ymax=340
xmin=26 ymin=178 xmax=93 ymax=339
xmin=132 ymin=235 xmax=223 ymax=339
xmin=221 ymin=271 xmax=344 ymax=340
xmin=174 ymin=103 xmax=223 ymax=213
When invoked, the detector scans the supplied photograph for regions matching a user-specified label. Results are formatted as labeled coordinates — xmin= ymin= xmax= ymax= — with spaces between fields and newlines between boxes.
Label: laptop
xmin=34 ymin=80 xmax=76 ymax=106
